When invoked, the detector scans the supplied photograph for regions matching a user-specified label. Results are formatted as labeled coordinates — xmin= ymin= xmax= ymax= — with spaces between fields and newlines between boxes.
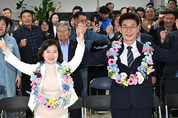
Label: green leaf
xmin=34 ymin=6 xmax=38 ymax=11
xmin=16 ymin=3 xmax=22 ymax=10
xmin=48 ymin=2 xmax=53 ymax=7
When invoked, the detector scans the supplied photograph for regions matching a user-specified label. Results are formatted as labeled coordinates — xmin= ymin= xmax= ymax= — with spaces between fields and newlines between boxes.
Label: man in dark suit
xmin=13 ymin=10 xmax=44 ymax=118
xmin=79 ymin=13 xmax=178 ymax=118
xmin=56 ymin=21 xmax=83 ymax=118
xmin=159 ymin=20 xmax=178 ymax=117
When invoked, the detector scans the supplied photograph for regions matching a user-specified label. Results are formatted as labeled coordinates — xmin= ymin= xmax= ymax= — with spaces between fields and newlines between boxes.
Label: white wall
xmin=1 ymin=0 xmax=167 ymax=20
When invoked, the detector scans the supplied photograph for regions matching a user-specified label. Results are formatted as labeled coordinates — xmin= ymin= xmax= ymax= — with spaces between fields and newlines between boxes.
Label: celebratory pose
xmin=81 ymin=13 xmax=178 ymax=118
xmin=0 ymin=37 xmax=85 ymax=118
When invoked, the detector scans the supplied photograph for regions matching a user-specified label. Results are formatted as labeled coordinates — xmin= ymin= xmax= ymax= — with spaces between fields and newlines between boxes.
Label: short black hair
xmin=119 ymin=13 xmax=139 ymax=26
xmin=90 ymin=13 xmax=102 ymax=22
xmin=72 ymin=6 xmax=83 ymax=12
xmin=145 ymin=5 xmax=155 ymax=12
xmin=6 ymin=17 xmax=13 ymax=27
xmin=73 ymin=11 xmax=86 ymax=20
xmin=0 ymin=16 xmax=9 ymax=29
xmin=135 ymin=13 xmax=142 ymax=23
xmin=2 ymin=8 xmax=12 ymax=14
xmin=146 ymin=2 xmax=154 ymax=7
xmin=20 ymin=10 xmax=33 ymax=18
xmin=39 ymin=19 xmax=49 ymax=27
xmin=136 ymin=7 xmax=145 ymax=13
xmin=106 ymin=2 xmax=114 ymax=7
xmin=99 ymin=6 xmax=110 ymax=14
xmin=164 ymin=9 xmax=177 ymax=19
xmin=168 ymin=0 xmax=177 ymax=5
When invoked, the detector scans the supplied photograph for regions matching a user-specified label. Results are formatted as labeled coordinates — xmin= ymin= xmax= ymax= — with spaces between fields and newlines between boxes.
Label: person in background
xmin=39 ymin=19 xmax=53 ymax=40
xmin=146 ymin=2 xmax=154 ymax=7
xmin=168 ymin=0 xmax=177 ymax=10
xmin=46 ymin=10 xmax=53 ymax=21
xmin=136 ymin=7 xmax=145 ymax=18
xmin=98 ymin=6 xmax=112 ymax=31
xmin=13 ymin=10 xmax=44 ymax=118
xmin=106 ymin=2 xmax=115 ymax=19
xmin=72 ymin=6 xmax=83 ymax=15
xmin=142 ymin=6 xmax=156 ymax=32
xmin=128 ymin=5 xmax=136 ymax=13
xmin=112 ymin=14 xmax=121 ymax=38
xmin=120 ymin=7 xmax=127 ymax=16
xmin=49 ymin=13 xmax=60 ymax=40
xmin=5 ymin=17 xmax=13 ymax=36
xmin=69 ymin=15 xmax=75 ymax=27
xmin=1 ymin=8 xmax=18 ymax=35
xmin=0 ymin=16 xmax=21 ymax=118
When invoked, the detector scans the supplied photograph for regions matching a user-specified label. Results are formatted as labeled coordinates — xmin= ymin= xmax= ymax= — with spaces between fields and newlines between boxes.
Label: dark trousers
xmin=111 ymin=106 xmax=152 ymax=118
xmin=70 ymin=89 xmax=82 ymax=118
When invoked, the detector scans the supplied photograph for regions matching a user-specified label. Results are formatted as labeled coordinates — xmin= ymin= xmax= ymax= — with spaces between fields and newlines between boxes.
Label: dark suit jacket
xmin=59 ymin=39 xmax=83 ymax=94
xmin=160 ymin=30 xmax=178 ymax=79
xmin=82 ymin=37 xmax=178 ymax=110
xmin=149 ymin=25 xmax=177 ymax=46
xmin=13 ymin=25 xmax=44 ymax=64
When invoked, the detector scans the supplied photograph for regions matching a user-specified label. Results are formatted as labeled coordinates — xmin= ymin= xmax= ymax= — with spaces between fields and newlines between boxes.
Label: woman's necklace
xmin=107 ymin=41 xmax=155 ymax=88
xmin=30 ymin=62 xmax=73 ymax=110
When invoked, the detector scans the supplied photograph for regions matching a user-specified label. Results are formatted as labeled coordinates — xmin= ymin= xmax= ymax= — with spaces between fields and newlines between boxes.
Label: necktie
xmin=127 ymin=46 xmax=134 ymax=67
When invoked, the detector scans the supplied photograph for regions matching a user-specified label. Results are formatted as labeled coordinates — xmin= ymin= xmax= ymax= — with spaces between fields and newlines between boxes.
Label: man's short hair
xmin=20 ymin=10 xmax=33 ymax=18
xmin=6 ymin=17 xmax=13 ymax=27
xmin=146 ymin=2 xmax=154 ymax=7
xmin=72 ymin=6 xmax=83 ymax=12
xmin=2 ymin=8 xmax=12 ymax=14
xmin=168 ymin=0 xmax=177 ymax=5
xmin=99 ymin=6 xmax=110 ymax=14
xmin=136 ymin=7 xmax=145 ymax=13
xmin=106 ymin=2 xmax=114 ymax=7
xmin=56 ymin=21 xmax=71 ymax=31
xmin=90 ymin=13 xmax=102 ymax=22
xmin=119 ymin=13 xmax=139 ymax=26
xmin=164 ymin=9 xmax=177 ymax=19
xmin=73 ymin=11 xmax=86 ymax=20
xmin=145 ymin=6 xmax=155 ymax=12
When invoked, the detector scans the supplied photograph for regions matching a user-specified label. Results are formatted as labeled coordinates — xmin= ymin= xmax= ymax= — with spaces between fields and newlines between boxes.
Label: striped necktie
xmin=127 ymin=46 xmax=134 ymax=67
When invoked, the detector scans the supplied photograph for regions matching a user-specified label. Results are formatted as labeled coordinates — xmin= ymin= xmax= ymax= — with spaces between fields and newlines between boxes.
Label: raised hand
xmin=106 ymin=22 xmax=113 ymax=35
xmin=160 ymin=30 xmax=167 ymax=43
xmin=0 ymin=38 xmax=7 ymax=51
xmin=20 ymin=39 xmax=27 ymax=47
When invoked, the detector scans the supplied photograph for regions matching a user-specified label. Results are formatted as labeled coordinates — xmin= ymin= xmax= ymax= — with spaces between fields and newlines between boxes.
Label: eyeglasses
xmin=121 ymin=25 xmax=137 ymax=31
xmin=57 ymin=30 xmax=68 ymax=34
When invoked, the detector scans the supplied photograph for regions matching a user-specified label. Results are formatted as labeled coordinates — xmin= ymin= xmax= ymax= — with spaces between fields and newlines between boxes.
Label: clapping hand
xmin=0 ymin=38 xmax=7 ymax=52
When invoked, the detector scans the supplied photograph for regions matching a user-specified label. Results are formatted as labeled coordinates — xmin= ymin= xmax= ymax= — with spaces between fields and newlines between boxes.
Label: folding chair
xmin=153 ymin=94 xmax=162 ymax=118
xmin=84 ymin=95 xmax=111 ymax=118
xmin=0 ymin=96 xmax=30 ymax=118
xmin=68 ymin=97 xmax=84 ymax=118
xmin=165 ymin=94 xmax=178 ymax=118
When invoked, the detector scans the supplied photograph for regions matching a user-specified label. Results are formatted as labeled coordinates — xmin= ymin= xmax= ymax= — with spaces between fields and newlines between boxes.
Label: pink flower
xmin=114 ymin=41 xmax=121 ymax=45
xmin=127 ymin=78 xmax=134 ymax=85
xmin=151 ymin=69 xmax=155 ymax=72
xmin=30 ymin=81 xmax=35 ymax=86
xmin=142 ymin=48 xmax=147 ymax=53
xmin=133 ymin=79 xmax=138 ymax=85
xmin=61 ymin=88 xmax=67 ymax=94
xmin=31 ymin=85 xmax=35 ymax=90
xmin=106 ymin=51 xmax=110 ymax=58
xmin=37 ymin=93 xmax=43 ymax=100
xmin=137 ymin=66 xmax=141 ymax=71
xmin=108 ymin=59 xmax=116 ymax=65
xmin=112 ymin=47 xmax=118 ymax=53
xmin=63 ymin=77 xmax=72 ymax=85
xmin=45 ymin=104 xmax=53 ymax=110
xmin=39 ymin=97 xmax=46 ymax=104
xmin=148 ymin=60 xmax=153 ymax=65
xmin=116 ymin=79 xmax=122 ymax=84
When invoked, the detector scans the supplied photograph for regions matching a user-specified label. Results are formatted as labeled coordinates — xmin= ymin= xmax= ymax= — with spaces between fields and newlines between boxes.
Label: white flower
xmin=121 ymin=72 xmax=127 ymax=79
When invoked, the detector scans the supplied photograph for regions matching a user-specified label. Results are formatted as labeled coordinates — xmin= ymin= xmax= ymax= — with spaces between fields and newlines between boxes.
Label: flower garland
xmin=30 ymin=62 xmax=74 ymax=110
xmin=107 ymin=41 xmax=155 ymax=88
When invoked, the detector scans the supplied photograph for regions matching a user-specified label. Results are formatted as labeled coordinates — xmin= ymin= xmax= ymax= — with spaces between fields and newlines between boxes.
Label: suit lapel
xmin=68 ymin=40 xmax=76 ymax=62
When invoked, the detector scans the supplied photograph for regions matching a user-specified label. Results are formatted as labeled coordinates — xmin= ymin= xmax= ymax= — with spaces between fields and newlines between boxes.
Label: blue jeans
xmin=4 ymin=111 xmax=15 ymax=118
xmin=80 ymin=66 xmax=88 ymax=102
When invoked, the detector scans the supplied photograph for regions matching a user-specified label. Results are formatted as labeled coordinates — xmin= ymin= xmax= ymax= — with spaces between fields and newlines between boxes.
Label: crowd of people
xmin=0 ymin=0 xmax=178 ymax=118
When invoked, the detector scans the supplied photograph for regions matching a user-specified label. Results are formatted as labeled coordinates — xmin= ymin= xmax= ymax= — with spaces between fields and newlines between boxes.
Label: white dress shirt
xmin=120 ymin=41 xmax=141 ymax=66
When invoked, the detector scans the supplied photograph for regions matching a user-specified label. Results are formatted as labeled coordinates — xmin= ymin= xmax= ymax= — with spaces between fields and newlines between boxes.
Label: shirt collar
xmin=59 ymin=39 xmax=70 ymax=46
xmin=23 ymin=25 xmax=34 ymax=31
xmin=123 ymin=40 xmax=137 ymax=50
xmin=0 ymin=34 xmax=6 ymax=40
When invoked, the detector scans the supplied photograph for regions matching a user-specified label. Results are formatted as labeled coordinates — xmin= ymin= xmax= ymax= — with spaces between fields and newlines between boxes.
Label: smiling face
xmin=164 ymin=13 xmax=176 ymax=28
xmin=21 ymin=12 xmax=33 ymax=27
xmin=0 ymin=19 xmax=6 ymax=36
xmin=4 ymin=10 xmax=12 ymax=18
xmin=119 ymin=19 xmax=139 ymax=45
xmin=42 ymin=45 xmax=58 ymax=64
xmin=145 ymin=8 xmax=155 ymax=20
xmin=41 ymin=21 xmax=49 ymax=32
xmin=57 ymin=25 xmax=71 ymax=44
